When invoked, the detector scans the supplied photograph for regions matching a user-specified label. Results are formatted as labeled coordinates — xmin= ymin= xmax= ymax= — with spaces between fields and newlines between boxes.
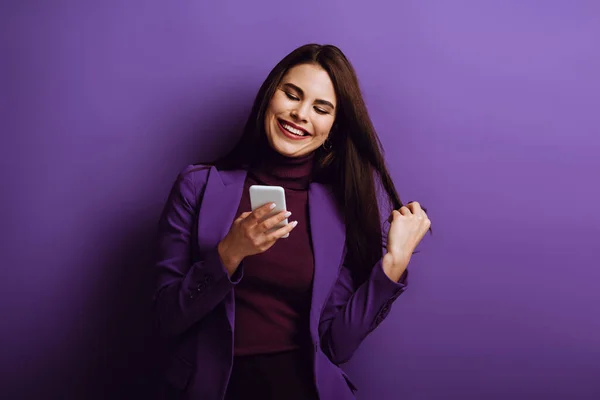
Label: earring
xmin=322 ymin=138 xmax=333 ymax=151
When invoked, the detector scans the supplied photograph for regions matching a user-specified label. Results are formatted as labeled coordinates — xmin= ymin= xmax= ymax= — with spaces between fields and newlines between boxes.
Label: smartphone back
xmin=249 ymin=185 xmax=289 ymax=238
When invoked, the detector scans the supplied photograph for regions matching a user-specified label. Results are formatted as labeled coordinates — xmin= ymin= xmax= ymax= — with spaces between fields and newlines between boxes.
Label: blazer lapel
xmin=308 ymin=182 xmax=346 ymax=336
xmin=196 ymin=166 xmax=247 ymax=253
xmin=195 ymin=166 xmax=247 ymax=328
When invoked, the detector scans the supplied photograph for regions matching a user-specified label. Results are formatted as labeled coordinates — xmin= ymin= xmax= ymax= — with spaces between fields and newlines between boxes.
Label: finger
xmin=248 ymin=202 xmax=277 ymax=223
xmin=408 ymin=203 xmax=427 ymax=220
xmin=236 ymin=211 xmax=252 ymax=222
xmin=399 ymin=206 xmax=412 ymax=216
xmin=422 ymin=210 xmax=430 ymax=222
xmin=406 ymin=201 xmax=423 ymax=215
xmin=257 ymin=210 xmax=292 ymax=232
xmin=235 ymin=212 xmax=253 ymax=226
xmin=265 ymin=220 xmax=298 ymax=241
xmin=410 ymin=201 xmax=430 ymax=219
xmin=387 ymin=210 xmax=401 ymax=223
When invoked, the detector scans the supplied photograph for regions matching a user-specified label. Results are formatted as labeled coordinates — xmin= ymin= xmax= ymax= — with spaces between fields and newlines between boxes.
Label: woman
xmin=154 ymin=44 xmax=431 ymax=400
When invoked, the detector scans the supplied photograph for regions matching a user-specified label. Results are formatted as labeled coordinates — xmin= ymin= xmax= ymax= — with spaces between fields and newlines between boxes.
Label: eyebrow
xmin=281 ymin=83 xmax=336 ymax=110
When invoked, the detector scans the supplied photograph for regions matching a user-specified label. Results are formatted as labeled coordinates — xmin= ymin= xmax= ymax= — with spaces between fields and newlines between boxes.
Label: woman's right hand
xmin=217 ymin=202 xmax=298 ymax=276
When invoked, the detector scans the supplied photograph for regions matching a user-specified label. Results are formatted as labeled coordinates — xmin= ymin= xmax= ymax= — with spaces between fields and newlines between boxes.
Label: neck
xmin=249 ymin=145 xmax=315 ymax=190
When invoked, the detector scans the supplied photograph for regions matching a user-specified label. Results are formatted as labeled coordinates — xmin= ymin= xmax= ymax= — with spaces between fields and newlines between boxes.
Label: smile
xmin=277 ymin=119 xmax=310 ymax=139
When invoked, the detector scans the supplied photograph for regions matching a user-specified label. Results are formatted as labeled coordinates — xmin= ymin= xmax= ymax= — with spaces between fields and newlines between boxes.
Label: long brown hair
xmin=214 ymin=44 xmax=429 ymax=283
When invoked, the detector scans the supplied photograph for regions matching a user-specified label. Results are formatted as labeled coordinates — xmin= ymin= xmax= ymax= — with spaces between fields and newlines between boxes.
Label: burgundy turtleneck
xmin=233 ymin=147 xmax=316 ymax=356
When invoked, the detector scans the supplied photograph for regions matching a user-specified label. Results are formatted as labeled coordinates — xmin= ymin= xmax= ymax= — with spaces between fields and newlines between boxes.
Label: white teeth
xmin=282 ymin=122 xmax=305 ymax=136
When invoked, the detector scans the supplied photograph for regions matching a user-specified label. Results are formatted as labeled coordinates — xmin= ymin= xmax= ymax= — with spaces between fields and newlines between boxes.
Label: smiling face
xmin=264 ymin=63 xmax=337 ymax=158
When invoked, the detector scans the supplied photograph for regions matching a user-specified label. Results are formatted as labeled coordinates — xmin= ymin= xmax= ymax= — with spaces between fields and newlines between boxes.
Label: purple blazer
xmin=153 ymin=164 xmax=408 ymax=400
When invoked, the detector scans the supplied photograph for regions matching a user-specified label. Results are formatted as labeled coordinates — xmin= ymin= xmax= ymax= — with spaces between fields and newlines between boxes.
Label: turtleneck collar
xmin=248 ymin=144 xmax=315 ymax=190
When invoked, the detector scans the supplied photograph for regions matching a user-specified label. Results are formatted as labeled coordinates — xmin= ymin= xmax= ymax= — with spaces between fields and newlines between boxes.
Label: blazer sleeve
xmin=318 ymin=220 xmax=408 ymax=365
xmin=153 ymin=165 xmax=243 ymax=338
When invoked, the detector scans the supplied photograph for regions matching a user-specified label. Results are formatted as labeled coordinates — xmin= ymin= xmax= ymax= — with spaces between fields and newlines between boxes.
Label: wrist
xmin=382 ymin=252 xmax=410 ymax=282
xmin=217 ymin=240 xmax=242 ymax=276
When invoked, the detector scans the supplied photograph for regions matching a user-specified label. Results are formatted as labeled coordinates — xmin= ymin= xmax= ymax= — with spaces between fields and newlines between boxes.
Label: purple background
xmin=2 ymin=1 xmax=599 ymax=399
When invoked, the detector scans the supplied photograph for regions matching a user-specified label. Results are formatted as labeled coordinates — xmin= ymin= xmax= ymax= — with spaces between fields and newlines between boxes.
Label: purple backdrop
xmin=2 ymin=1 xmax=599 ymax=399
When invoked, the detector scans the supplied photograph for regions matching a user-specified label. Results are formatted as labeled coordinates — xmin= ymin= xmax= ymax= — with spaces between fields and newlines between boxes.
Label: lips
xmin=278 ymin=119 xmax=310 ymax=136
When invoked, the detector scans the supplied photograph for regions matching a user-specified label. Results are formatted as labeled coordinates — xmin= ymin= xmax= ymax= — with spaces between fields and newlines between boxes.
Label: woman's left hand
xmin=382 ymin=201 xmax=431 ymax=282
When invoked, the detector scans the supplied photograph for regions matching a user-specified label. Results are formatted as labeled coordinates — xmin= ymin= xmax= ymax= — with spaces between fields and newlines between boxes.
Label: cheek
xmin=264 ymin=102 xmax=280 ymax=127
xmin=268 ymin=94 xmax=288 ymax=115
xmin=314 ymin=119 xmax=334 ymax=137
xmin=265 ymin=102 xmax=276 ymax=118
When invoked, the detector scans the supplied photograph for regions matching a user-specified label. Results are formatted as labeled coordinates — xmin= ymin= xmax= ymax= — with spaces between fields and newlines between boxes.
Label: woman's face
xmin=264 ymin=63 xmax=337 ymax=158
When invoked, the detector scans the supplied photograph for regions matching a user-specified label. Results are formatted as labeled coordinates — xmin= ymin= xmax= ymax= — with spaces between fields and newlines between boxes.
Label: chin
xmin=271 ymin=140 xmax=304 ymax=157
xmin=265 ymin=133 xmax=297 ymax=158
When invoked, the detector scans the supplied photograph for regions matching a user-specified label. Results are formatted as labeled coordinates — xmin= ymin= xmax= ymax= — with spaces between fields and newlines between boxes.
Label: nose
xmin=290 ymin=103 xmax=309 ymax=123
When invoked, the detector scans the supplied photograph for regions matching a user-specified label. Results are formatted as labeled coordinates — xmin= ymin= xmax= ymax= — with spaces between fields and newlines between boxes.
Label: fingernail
xmin=284 ymin=211 xmax=292 ymax=218
xmin=269 ymin=203 xmax=276 ymax=209
xmin=291 ymin=221 xmax=298 ymax=227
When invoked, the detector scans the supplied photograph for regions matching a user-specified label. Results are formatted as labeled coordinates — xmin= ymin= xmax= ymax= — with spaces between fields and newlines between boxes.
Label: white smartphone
xmin=249 ymin=185 xmax=290 ymax=238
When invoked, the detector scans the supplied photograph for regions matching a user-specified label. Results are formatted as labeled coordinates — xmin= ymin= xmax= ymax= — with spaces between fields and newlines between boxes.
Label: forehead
xmin=281 ymin=64 xmax=336 ymax=104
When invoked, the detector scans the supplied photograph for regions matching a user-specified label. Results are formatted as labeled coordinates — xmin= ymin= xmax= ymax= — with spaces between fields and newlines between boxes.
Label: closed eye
xmin=283 ymin=90 xmax=330 ymax=115
xmin=284 ymin=91 xmax=299 ymax=101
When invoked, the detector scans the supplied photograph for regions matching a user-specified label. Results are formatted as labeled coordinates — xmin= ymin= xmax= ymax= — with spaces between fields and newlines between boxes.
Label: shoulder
xmin=169 ymin=163 xmax=249 ymax=202
xmin=176 ymin=164 xmax=213 ymax=186
xmin=165 ymin=164 xmax=215 ymax=209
